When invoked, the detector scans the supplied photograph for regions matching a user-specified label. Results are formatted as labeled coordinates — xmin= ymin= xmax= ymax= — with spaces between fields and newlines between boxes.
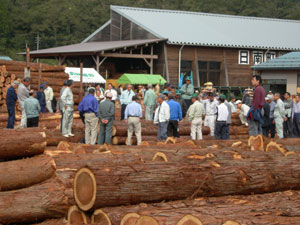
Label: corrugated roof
xmin=0 ymin=56 xmax=12 ymax=61
xmin=111 ymin=5 xmax=300 ymax=50
xmin=117 ymin=73 xmax=166 ymax=85
xmin=19 ymin=39 xmax=164 ymax=56
xmin=252 ymin=52 xmax=300 ymax=70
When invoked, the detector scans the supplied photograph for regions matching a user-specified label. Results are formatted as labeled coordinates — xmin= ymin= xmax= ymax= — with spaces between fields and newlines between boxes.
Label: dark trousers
xmin=283 ymin=117 xmax=293 ymax=138
xmin=182 ymin=99 xmax=192 ymax=118
xmin=214 ymin=121 xmax=227 ymax=140
xmin=293 ymin=113 xmax=300 ymax=137
xmin=98 ymin=119 xmax=113 ymax=145
xmin=224 ymin=123 xmax=230 ymax=140
xmin=167 ymin=120 xmax=179 ymax=137
xmin=27 ymin=117 xmax=39 ymax=127
xmin=41 ymin=106 xmax=47 ymax=113
xmin=60 ymin=110 xmax=64 ymax=132
xmin=6 ymin=105 xmax=15 ymax=129
xmin=262 ymin=119 xmax=276 ymax=138
xmin=121 ymin=104 xmax=127 ymax=120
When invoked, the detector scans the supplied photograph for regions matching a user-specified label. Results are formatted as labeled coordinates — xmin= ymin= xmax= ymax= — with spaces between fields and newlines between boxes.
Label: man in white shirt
xmin=154 ymin=94 xmax=170 ymax=141
xmin=215 ymin=95 xmax=229 ymax=139
xmin=105 ymin=83 xmax=118 ymax=104
xmin=229 ymin=96 xmax=237 ymax=113
xmin=43 ymin=82 xmax=54 ymax=113
xmin=203 ymin=92 xmax=217 ymax=136
xmin=236 ymin=100 xmax=250 ymax=126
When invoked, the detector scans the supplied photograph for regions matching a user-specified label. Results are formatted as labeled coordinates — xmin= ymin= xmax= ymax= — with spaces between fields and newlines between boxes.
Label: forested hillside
xmin=1 ymin=0 xmax=300 ymax=59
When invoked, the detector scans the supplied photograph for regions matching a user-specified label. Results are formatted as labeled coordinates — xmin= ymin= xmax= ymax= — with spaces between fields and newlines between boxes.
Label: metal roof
xmin=19 ymin=39 xmax=164 ymax=56
xmin=81 ymin=20 xmax=111 ymax=43
xmin=111 ymin=5 xmax=300 ymax=50
xmin=117 ymin=73 xmax=166 ymax=85
xmin=252 ymin=52 xmax=300 ymax=70
xmin=0 ymin=56 xmax=12 ymax=61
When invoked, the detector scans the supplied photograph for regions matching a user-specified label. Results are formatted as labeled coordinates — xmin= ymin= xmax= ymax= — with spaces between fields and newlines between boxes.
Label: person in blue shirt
xmin=36 ymin=85 xmax=46 ymax=113
xmin=78 ymin=88 xmax=99 ymax=145
xmin=120 ymin=84 xmax=135 ymax=120
xmin=167 ymin=95 xmax=182 ymax=137
xmin=6 ymin=81 xmax=19 ymax=129
xmin=125 ymin=95 xmax=142 ymax=145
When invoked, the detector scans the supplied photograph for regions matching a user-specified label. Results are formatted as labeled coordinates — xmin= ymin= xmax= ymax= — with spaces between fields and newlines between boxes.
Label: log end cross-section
xmin=121 ymin=213 xmax=141 ymax=225
xmin=135 ymin=216 xmax=159 ymax=225
xmin=176 ymin=215 xmax=203 ymax=225
xmin=67 ymin=205 xmax=88 ymax=224
xmin=92 ymin=209 xmax=112 ymax=225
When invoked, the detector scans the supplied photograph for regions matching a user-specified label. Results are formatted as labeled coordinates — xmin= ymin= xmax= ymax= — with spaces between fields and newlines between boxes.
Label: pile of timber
xmin=111 ymin=113 xmax=248 ymax=145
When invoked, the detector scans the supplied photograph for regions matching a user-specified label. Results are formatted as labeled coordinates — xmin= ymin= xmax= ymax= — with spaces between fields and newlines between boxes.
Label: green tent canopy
xmin=117 ymin=73 xmax=167 ymax=85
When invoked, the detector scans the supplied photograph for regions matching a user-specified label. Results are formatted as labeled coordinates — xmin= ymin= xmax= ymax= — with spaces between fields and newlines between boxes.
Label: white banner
xmin=65 ymin=67 xmax=106 ymax=83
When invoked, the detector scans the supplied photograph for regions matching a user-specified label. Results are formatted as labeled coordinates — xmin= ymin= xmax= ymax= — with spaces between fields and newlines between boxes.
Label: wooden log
xmin=94 ymin=190 xmax=300 ymax=225
xmin=71 ymin=145 xmax=300 ymax=210
xmin=45 ymin=129 xmax=83 ymax=146
xmin=0 ymin=154 xmax=56 ymax=191
xmin=0 ymin=129 xmax=46 ymax=160
xmin=0 ymin=176 xmax=69 ymax=224
xmin=33 ymin=218 xmax=68 ymax=225
xmin=67 ymin=205 xmax=89 ymax=224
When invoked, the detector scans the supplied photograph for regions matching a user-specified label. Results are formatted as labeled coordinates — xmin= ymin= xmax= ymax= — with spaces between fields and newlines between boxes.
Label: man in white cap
xmin=6 ymin=80 xmax=19 ymax=129
xmin=236 ymin=100 xmax=250 ymax=126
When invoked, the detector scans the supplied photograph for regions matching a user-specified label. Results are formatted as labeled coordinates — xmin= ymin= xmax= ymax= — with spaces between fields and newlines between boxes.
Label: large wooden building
xmin=25 ymin=5 xmax=300 ymax=87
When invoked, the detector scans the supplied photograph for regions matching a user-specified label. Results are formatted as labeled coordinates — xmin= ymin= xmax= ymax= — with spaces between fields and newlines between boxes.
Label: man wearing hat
xmin=43 ymin=82 xmax=54 ymax=113
xmin=6 ymin=80 xmax=19 ymax=129
xmin=98 ymin=92 xmax=115 ymax=145
xmin=236 ymin=100 xmax=250 ymax=126
xmin=215 ymin=94 xmax=229 ymax=139
xmin=144 ymin=84 xmax=156 ymax=121
xmin=203 ymin=92 xmax=218 ymax=136
xmin=61 ymin=80 xmax=74 ymax=137
xmin=181 ymin=77 xmax=194 ymax=117
xmin=36 ymin=85 xmax=46 ymax=113
xmin=186 ymin=93 xmax=205 ymax=140
xmin=154 ymin=94 xmax=170 ymax=141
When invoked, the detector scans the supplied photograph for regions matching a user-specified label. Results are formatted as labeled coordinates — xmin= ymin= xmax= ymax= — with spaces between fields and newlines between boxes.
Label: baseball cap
xmin=235 ymin=100 xmax=242 ymax=105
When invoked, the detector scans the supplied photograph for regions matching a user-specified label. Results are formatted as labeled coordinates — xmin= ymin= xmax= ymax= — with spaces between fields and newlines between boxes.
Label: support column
xmin=150 ymin=45 xmax=153 ymax=74
xmin=163 ymin=43 xmax=170 ymax=83
xmin=194 ymin=48 xmax=200 ymax=87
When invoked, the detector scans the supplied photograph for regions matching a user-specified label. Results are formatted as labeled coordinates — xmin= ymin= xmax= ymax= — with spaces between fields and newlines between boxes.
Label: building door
xmin=262 ymin=79 xmax=286 ymax=95
xmin=198 ymin=61 xmax=221 ymax=86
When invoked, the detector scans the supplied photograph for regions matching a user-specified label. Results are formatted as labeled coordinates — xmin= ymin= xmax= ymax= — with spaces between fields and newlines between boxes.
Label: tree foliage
xmin=1 ymin=0 xmax=300 ymax=59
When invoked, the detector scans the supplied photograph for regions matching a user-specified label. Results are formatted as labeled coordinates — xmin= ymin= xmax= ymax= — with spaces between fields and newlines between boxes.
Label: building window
xmin=180 ymin=60 xmax=193 ymax=83
xmin=239 ymin=50 xmax=249 ymax=65
xmin=265 ymin=52 xmax=276 ymax=61
xmin=198 ymin=61 xmax=221 ymax=86
xmin=253 ymin=51 xmax=264 ymax=65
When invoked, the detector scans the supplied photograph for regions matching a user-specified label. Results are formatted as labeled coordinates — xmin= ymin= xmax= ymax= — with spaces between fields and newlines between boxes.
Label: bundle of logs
xmin=2 ymin=131 xmax=300 ymax=224
xmin=0 ymin=59 xmax=83 ymax=113
xmin=111 ymin=113 xmax=249 ymax=145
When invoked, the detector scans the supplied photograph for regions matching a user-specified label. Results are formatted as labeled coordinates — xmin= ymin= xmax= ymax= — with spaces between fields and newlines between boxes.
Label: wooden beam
xmin=101 ymin=53 xmax=158 ymax=59
xmin=163 ymin=43 xmax=170 ymax=83
xmin=194 ymin=48 xmax=200 ymax=87
xmin=143 ymin=58 xmax=151 ymax=67
xmin=223 ymin=49 xmax=229 ymax=86
xmin=99 ymin=56 xmax=107 ymax=67
xmin=150 ymin=45 xmax=153 ymax=74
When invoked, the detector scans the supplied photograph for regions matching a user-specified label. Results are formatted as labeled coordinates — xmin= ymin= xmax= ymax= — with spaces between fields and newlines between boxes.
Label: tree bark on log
xmin=94 ymin=190 xmax=300 ymax=225
xmin=32 ymin=218 xmax=68 ymax=225
xmin=0 ymin=176 xmax=69 ymax=224
xmin=0 ymin=154 xmax=56 ymax=191
xmin=0 ymin=129 xmax=46 ymax=160
xmin=45 ymin=129 xmax=83 ymax=146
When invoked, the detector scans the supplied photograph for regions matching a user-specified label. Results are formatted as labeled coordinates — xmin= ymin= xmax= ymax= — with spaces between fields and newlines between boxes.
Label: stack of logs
xmin=1 ymin=135 xmax=299 ymax=224
xmin=0 ymin=60 xmax=83 ymax=113
xmin=111 ymin=113 xmax=249 ymax=145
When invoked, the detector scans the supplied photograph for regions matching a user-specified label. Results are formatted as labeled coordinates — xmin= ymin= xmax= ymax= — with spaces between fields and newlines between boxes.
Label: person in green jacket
xmin=24 ymin=90 xmax=41 ymax=127
xmin=144 ymin=84 xmax=156 ymax=121
xmin=181 ymin=77 xmax=194 ymax=117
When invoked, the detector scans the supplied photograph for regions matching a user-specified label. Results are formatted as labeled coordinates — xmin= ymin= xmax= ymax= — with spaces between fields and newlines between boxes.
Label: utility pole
xmin=35 ymin=31 xmax=40 ymax=63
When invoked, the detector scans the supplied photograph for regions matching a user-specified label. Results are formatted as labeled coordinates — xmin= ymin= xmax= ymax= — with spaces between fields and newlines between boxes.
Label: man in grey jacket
xmin=283 ymin=92 xmax=293 ymax=138
xmin=274 ymin=93 xmax=285 ymax=139
xmin=18 ymin=77 xmax=31 ymax=128
xmin=61 ymin=80 xmax=74 ymax=137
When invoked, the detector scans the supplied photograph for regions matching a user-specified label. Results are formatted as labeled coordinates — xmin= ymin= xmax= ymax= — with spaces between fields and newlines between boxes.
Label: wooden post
xmin=105 ymin=70 xmax=108 ymax=89
xmin=194 ymin=48 xmax=200 ymax=87
xmin=79 ymin=63 xmax=83 ymax=103
xmin=25 ymin=48 xmax=31 ymax=78
xmin=223 ymin=49 xmax=229 ymax=86
xmin=163 ymin=43 xmax=169 ymax=83
xmin=150 ymin=45 xmax=153 ymax=74
xmin=38 ymin=63 xmax=42 ymax=88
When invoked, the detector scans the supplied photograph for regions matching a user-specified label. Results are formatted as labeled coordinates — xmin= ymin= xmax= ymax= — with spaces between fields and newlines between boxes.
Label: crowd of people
xmin=6 ymin=75 xmax=300 ymax=145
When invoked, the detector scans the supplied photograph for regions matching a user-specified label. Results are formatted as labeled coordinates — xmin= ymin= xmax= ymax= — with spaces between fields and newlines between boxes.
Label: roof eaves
xmin=81 ymin=20 xmax=111 ymax=43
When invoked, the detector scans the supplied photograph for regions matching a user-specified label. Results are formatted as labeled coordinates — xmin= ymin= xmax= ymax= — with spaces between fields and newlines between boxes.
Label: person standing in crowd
xmin=43 ymin=82 xmax=54 ymax=113
xmin=264 ymin=95 xmax=276 ymax=138
xmin=144 ymin=84 xmax=156 ymax=121
xmin=97 ymin=92 xmax=115 ymax=145
xmin=283 ymin=92 xmax=294 ymax=138
xmin=274 ymin=93 xmax=285 ymax=139
xmin=236 ymin=100 xmax=250 ymax=126
xmin=187 ymin=93 xmax=205 ymax=140
xmin=242 ymin=90 xmax=251 ymax=107
xmin=164 ymin=83 xmax=172 ymax=94
xmin=181 ymin=77 xmax=194 ymax=117
xmin=36 ymin=85 xmax=46 ymax=113
xmin=203 ymin=92 xmax=217 ymax=136
xmin=292 ymin=94 xmax=300 ymax=137
xmin=261 ymin=97 xmax=271 ymax=138
xmin=215 ymin=95 xmax=229 ymax=140
xmin=117 ymin=85 xmax=123 ymax=100
xmin=78 ymin=88 xmax=99 ymax=145
xmin=18 ymin=77 xmax=31 ymax=128
xmin=154 ymin=94 xmax=170 ymax=141
xmin=120 ymin=84 xmax=135 ymax=120
xmin=229 ymin=96 xmax=237 ymax=113
xmin=61 ymin=80 xmax=74 ymax=138
xmin=170 ymin=86 xmax=176 ymax=97
xmin=24 ymin=90 xmax=40 ymax=127
xmin=105 ymin=83 xmax=118 ymax=104
xmin=248 ymin=75 xmax=265 ymax=136
xmin=6 ymin=81 xmax=19 ymax=129
xmin=124 ymin=95 xmax=142 ymax=145
xmin=224 ymin=95 xmax=232 ymax=140
xmin=58 ymin=80 xmax=67 ymax=131
xmin=167 ymin=95 xmax=182 ymax=138
xmin=174 ymin=90 xmax=184 ymax=113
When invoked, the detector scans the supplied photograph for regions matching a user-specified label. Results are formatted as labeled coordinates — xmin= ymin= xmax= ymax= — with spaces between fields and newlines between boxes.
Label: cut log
xmin=266 ymin=141 xmax=287 ymax=155
xmin=248 ymin=135 xmax=264 ymax=150
xmin=0 ymin=154 xmax=56 ymax=191
xmin=0 ymin=176 xmax=69 ymax=224
xmin=32 ymin=218 xmax=68 ymax=225
xmin=0 ymin=129 xmax=46 ymax=159
xmin=67 ymin=205 xmax=89 ymax=224
xmin=94 ymin=190 xmax=300 ymax=225
xmin=45 ymin=129 xmax=83 ymax=146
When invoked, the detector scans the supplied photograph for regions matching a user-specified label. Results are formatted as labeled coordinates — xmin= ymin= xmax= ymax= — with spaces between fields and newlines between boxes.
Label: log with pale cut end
xmin=248 ymin=135 xmax=264 ymax=150
xmin=94 ymin=190 xmax=300 ymax=225
xmin=0 ymin=129 xmax=46 ymax=159
xmin=266 ymin=141 xmax=287 ymax=155
xmin=136 ymin=216 xmax=159 ymax=225
xmin=0 ymin=176 xmax=69 ymax=224
xmin=92 ymin=209 xmax=114 ymax=225
xmin=67 ymin=205 xmax=89 ymax=224
xmin=0 ymin=154 xmax=56 ymax=191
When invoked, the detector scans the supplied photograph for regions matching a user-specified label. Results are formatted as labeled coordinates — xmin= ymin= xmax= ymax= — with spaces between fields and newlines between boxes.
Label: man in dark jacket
xmin=262 ymin=100 xmax=271 ymax=138
xmin=6 ymin=81 xmax=19 ymax=129
xmin=36 ymin=85 xmax=46 ymax=113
